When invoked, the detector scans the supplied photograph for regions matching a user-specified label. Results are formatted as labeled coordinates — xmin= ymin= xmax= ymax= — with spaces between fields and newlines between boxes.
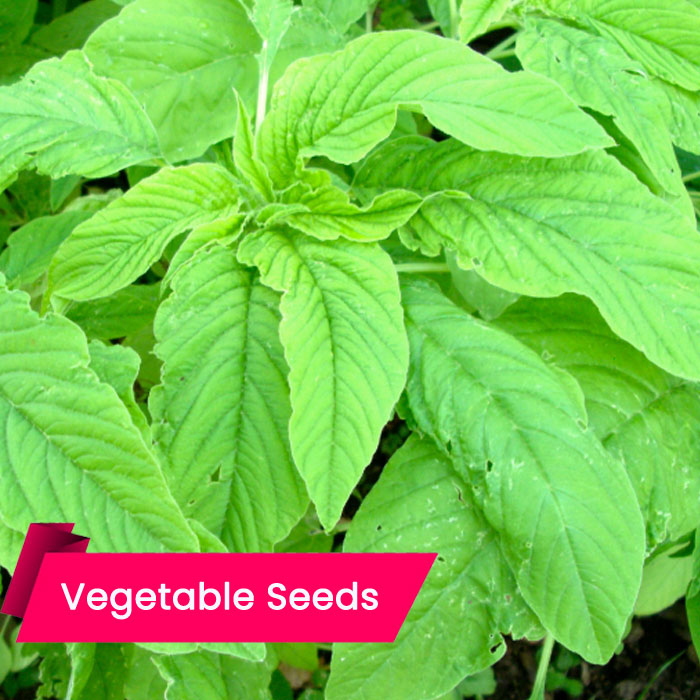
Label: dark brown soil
xmin=493 ymin=602 xmax=699 ymax=699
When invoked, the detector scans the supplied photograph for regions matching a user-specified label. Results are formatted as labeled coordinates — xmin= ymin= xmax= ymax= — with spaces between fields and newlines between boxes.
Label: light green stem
xmin=255 ymin=44 xmax=269 ymax=134
xmin=395 ymin=262 xmax=450 ymax=274
xmin=682 ymin=169 xmax=700 ymax=183
xmin=449 ymin=0 xmax=459 ymax=38
xmin=486 ymin=33 xmax=517 ymax=59
xmin=528 ymin=634 xmax=555 ymax=700
xmin=365 ymin=6 xmax=373 ymax=33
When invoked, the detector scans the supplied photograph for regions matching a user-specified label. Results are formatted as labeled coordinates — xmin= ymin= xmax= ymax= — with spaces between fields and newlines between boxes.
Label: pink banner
xmin=2 ymin=524 xmax=435 ymax=643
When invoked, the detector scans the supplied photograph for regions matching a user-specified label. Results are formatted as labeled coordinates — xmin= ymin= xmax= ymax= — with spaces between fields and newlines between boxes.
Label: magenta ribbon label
xmin=1 ymin=523 xmax=436 ymax=643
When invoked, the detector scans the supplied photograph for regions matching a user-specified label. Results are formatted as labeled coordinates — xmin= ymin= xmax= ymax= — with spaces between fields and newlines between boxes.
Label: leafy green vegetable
xmin=238 ymin=229 xmax=408 ymax=529
xmin=2 ymin=1 xmax=700 ymax=696
xmin=355 ymin=137 xmax=700 ymax=381
xmin=150 ymin=245 xmax=307 ymax=550
xmin=401 ymin=277 xmax=644 ymax=662
xmin=0 ymin=51 xmax=159 ymax=187
xmin=0 ymin=277 xmax=197 ymax=554
xmin=259 ymin=30 xmax=611 ymax=186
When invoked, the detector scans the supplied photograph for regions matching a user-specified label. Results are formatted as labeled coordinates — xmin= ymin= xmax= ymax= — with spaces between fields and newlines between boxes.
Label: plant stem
xmin=682 ymin=169 xmax=700 ymax=183
xmin=365 ymin=6 xmax=373 ymax=33
xmin=255 ymin=43 xmax=269 ymax=134
xmin=449 ymin=0 xmax=459 ymax=38
xmin=487 ymin=33 xmax=517 ymax=59
xmin=528 ymin=634 xmax=555 ymax=700
xmin=395 ymin=262 xmax=451 ymax=274
xmin=418 ymin=20 xmax=440 ymax=32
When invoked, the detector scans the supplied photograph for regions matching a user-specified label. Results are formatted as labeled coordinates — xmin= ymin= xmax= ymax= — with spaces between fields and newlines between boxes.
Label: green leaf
xmin=517 ymin=18 xmax=683 ymax=197
xmin=459 ymin=0 xmax=510 ymax=42
xmin=0 ymin=520 xmax=25 ymax=573
xmin=237 ymin=229 xmax=408 ymax=529
xmin=0 ymin=210 xmax=92 ymax=289
xmin=327 ymin=435 xmax=542 ymax=700
xmin=0 ymin=0 xmax=36 ymax=45
xmin=233 ymin=94 xmax=274 ymax=202
xmin=259 ymin=30 xmax=612 ymax=187
xmin=0 ymin=45 xmax=51 ymax=86
xmin=302 ymin=0 xmax=372 ymax=33
xmin=271 ymin=643 xmax=318 ymax=672
xmin=354 ymin=136 xmax=700 ymax=382
xmin=84 ymin=0 xmax=261 ymax=161
xmin=49 ymin=164 xmax=240 ymax=301
xmin=64 ymin=643 xmax=125 ymax=700
xmin=543 ymin=0 xmax=700 ymax=91
xmin=0 ymin=51 xmax=159 ymax=185
xmin=634 ymin=543 xmax=694 ymax=616
xmin=268 ymin=5 xmax=345 ymax=88
xmin=400 ymin=277 xmax=645 ymax=663
xmin=258 ymin=173 xmax=422 ymax=241
xmin=30 ymin=1 xmax=122 ymax=55
xmin=274 ymin=507 xmax=333 ymax=554
xmin=0 ymin=278 xmax=197 ymax=553
xmin=654 ymin=78 xmax=700 ymax=154
xmin=151 ymin=245 xmax=307 ymax=551
xmin=154 ymin=651 xmax=273 ymax=700
xmin=446 ymin=251 xmax=519 ymax=321
xmin=87 ymin=341 xmax=150 ymax=444
xmin=124 ymin=647 xmax=167 ymax=700
xmin=687 ymin=532 xmax=700 ymax=655
xmin=495 ymin=294 xmax=700 ymax=547
xmin=137 ymin=642 xmax=264 ymax=661
xmin=251 ymin=0 xmax=296 ymax=79
xmin=66 ymin=284 xmax=160 ymax=340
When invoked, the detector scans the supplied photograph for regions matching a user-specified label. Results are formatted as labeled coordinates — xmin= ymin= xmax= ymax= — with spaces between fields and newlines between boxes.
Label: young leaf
xmin=517 ymin=18 xmax=683 ymax=197
xmin=233 ymin=95 xmax=274 ymax=202
xmin=150 ymin=245 xmax=308 ymax=551
xmin=495 ymin=294 xmax=700 ymax=548
xmin=237 ymin=229 xmax=408 ymax=529
xmin=0 ymin=278 xmax=198 ymax=553
xmin=459 ymin=0 xmax=510 ymax=42
xmin=49 ymin=164 xmax=241 ymax=301
xmin=0 ymin=51 xmax=159 ymax=186
xmin=154 ymin=650 xmax=273 ymax=700
xmin=355 ymin=137 xmax=700 ymax=382
xmin=84 ymin=0 xmax=261 ymax=160
xmin=258 ymin=30 xmax=612 ymax=186
xmin=400 ymin=277 xmax=645 ymax=664
xmin=543 ymin=0 xmax=700 ymax=91
xmin=327 ymin=435 xmax=542 ymax=700
xmin=258 ymin=174 xmax=422 ymax=241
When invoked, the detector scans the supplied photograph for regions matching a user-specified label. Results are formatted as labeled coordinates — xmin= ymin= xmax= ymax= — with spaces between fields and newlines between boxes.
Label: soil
xmin=492 ymin=602 xmax=700 ymax=700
